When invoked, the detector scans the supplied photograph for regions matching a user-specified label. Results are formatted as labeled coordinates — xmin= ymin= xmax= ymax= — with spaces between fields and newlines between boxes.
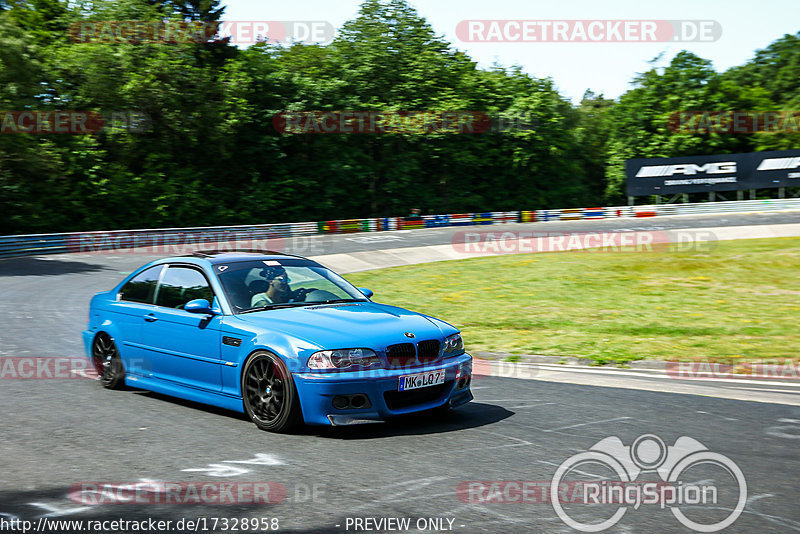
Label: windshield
xmin=213 ymin=259 xmax=368 ymax=313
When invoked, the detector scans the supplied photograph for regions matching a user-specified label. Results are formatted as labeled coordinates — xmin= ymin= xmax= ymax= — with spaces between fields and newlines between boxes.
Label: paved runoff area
xmin=1 ymin=212 xmax=799 ymax=533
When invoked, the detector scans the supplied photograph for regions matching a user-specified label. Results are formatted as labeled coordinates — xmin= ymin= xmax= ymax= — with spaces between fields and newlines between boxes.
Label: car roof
xmin=176 ymin=250 xmax=312 ymax=265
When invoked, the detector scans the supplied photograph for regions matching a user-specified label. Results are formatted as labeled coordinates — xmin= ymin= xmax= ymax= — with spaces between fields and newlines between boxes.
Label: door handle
xmin=144 ymin=313 xmax=158 ymax=322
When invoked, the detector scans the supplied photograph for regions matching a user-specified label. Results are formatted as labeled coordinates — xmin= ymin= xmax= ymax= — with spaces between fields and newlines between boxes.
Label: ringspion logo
xmin=551 ymin=434 xmax=746 ymax=532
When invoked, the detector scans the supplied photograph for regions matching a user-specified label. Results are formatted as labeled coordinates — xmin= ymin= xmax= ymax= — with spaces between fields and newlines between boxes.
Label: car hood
xmin=234 ymin=301 xmax=453 ymax=350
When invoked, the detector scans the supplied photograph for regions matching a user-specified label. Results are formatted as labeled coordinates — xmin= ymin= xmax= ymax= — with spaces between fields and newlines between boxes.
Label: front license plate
xmin=398 ymin=370 xmax=446 ymax=391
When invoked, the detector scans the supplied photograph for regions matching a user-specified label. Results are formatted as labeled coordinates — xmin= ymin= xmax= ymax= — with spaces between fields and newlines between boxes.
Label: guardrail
xmin=2 ymin=199 xmax=800 ymax=258
xmin=0 ymin=222 xmax=320 ymax=259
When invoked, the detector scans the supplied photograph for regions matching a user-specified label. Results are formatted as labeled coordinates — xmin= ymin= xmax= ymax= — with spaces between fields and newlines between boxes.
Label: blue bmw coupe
xmin=83 ymin=251 xmax=473 ymax=432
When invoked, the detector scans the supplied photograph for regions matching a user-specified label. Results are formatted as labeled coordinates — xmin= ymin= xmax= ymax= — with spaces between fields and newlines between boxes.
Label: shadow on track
xmin=313 ymin=402 xmax=513 ymax=440
xmin=128 ymin=389 xmax=252 ymax=423
xmin=123 ymin=387 xmax=512 ymax=439
xmin=0 ymin=257 xmax=109 ymax=277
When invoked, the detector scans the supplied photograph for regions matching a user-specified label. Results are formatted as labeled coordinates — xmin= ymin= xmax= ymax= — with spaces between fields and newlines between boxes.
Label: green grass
xmin=346 ymin=237 xmax=800 ymax=365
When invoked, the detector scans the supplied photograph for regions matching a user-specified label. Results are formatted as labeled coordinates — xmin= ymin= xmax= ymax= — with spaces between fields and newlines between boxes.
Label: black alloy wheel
xmin=242 ymin=351 xmax=302 ymax=433
xmin=92 ymin=332 xmax=125 ymax=389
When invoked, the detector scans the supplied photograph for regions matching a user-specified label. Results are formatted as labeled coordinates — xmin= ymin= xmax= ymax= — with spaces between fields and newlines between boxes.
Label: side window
xmin=155 ymin=266 xmax=215 ymax=309
xmin=119 ymin=265 xmax=164 ymax=304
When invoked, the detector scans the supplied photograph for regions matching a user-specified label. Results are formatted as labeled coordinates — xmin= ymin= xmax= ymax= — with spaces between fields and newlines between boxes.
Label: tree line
xmin=0 ymin=0 xmax=798 ymax=234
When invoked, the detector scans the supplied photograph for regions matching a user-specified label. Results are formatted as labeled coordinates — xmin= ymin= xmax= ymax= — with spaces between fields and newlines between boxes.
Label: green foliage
xmin=603 ymin=39 xmax=800 ymax=199
xmin=0 ymin=0 xmax=798 ymax=234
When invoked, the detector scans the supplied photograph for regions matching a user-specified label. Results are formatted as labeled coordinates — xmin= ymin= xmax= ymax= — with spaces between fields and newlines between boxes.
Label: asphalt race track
xmin=1 ymin=212 xmax=799 ymax=533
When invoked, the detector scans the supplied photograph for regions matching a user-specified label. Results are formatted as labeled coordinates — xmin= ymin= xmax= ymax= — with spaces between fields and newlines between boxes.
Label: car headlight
xmin=307 ymin=348 xmax=383 ymax=370
xmin=444 ymin=333 xmax=464 ymax=354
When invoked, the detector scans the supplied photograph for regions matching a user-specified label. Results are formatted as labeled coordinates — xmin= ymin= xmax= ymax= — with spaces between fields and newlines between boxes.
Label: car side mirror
xmin=185 ymin=299 xmax=218 ymax=315
xmin=357 ymin=287 xmax=374 ymax=299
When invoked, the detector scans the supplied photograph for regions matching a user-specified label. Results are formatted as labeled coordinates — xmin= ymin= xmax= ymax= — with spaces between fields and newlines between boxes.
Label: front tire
xmin=92 ymin=332 xmax=125 ymax=389
xmin=242 ymin=351 xmax=303 ymax=433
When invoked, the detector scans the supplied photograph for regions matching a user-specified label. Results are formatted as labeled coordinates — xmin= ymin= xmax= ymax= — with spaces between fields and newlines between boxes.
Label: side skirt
xmin=125 ymin=375 xmax=245 ymax=414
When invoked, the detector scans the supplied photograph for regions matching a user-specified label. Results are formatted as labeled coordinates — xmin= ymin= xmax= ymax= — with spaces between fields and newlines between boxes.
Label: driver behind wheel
xmin=250 ymin=267 xmax=313 ymax=307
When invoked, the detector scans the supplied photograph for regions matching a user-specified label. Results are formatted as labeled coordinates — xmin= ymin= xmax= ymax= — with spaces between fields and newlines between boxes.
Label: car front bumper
xmin=293 ymin=352 xmax=473 ymax=425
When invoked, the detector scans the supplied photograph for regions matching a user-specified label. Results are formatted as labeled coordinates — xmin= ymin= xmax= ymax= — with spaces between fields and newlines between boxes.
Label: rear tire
xmin=242 ymin=351 xmax=303 ymax=433
xmin=92 ymin=333 xmax=125 ymax=389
